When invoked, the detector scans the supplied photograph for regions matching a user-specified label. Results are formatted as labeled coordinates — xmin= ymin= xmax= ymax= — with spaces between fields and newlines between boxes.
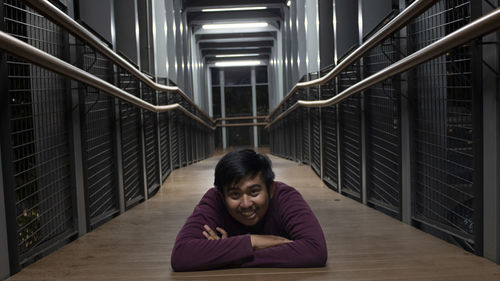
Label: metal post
xmin=481 ymin=1 xmax=500 ymax=262
xmin=471 ymin=1 xmax=484 ymax=257
xmin=220 ymin=70 xmax=227 ymax=149
xmin=156 ymin=82 xmax=163 ymax=183
xmin=207 ymin=67 xmax=213 ymax=118
xmin=139 ymin=88 xmax=149 ymax=200
xmin=251 ymin=67 xmax=258 ymax=148
xmin=0 ymin=141 xmax=11 ymax=279
xmin=358 ymin=0 xmax=367 ymax=205
xmin=110 ymin=0 xmax=125 ymax=213
xmin=0 ymin=37 xmax=20 ymax=274
xmin=0 ymin=5 xmax=13 ymax=276
xmin=66 ymin=0 xmax=88 ymax=235
xmin=318 ymin=85 xmax=324 ymax=181
xmin=333 ymin=0 xmax=342 ymax=193
xmin=336 ymin=82 xmax=342 ymax=194
xmin=399 ymin=0 xmax=411 ymax=224
xmin=307 ymin=74 xmax=312 ymax=165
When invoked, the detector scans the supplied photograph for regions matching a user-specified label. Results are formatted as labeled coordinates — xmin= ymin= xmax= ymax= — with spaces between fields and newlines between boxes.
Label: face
xmin=222 ymin=174 xmax=273 ymax=227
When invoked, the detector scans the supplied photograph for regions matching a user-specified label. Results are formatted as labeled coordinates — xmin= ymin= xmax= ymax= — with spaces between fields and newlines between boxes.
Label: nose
xmin=240 ymin=194 xmax=253 ymax=209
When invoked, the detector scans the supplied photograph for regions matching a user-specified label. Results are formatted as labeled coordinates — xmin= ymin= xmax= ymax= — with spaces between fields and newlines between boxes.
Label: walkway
xmin=7 ymin=154 xmax=500 ymax=280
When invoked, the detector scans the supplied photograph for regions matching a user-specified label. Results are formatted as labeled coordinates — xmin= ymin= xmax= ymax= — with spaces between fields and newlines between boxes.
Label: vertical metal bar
xmin=481 ymin=1 xmax=500 ymax=263
xmin=307 ymin=74 xmax=312 ymax=165
xmin=482 ymin=30 xmax=499 ymax=262
xmin=0 ymin=41 xmax=20 ymax=275
xmin=155 ymin=81 xmax=163 ymax=184
xmin=318 ymin=84 xmax=324 ymax=181
xmin=251 ymin=67 xmax=258 ymax=148
xmin=184 ymin=120 xmax=188 ymax=165
xmin=336 ymin=81 xmax=342 ymax=194
xmin=471 ymin=0 xmax=484 ymax=257
xmin=110 ymin=0 xmax=125 ymax=213
xmin=207 ymin=68 xmax=213 ymax=118
xmin=168 ymin=112 xmax=173 ymax=172
xmin=332 ymin=0 xmax=342 ymax=193
xmin=0 ymin=111 xmax=11 ymax=280
xmin=0 ymin=9 xmax=10 ymax=279
xmin=220 ymin=70 xmax=226 ymax=149
xmin=399 ymin=0 xmax=411 ymax=224
xmin=140 ymin=88 xmax=149 ymax=200
xmin=358 ymin=0 xmax=367 ymax=205
xmin=65 ymin=0 xmax=88 ymax=235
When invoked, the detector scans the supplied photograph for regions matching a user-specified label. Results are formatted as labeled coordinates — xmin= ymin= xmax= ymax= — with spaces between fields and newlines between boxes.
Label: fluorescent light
xmin=215 ymin=54 xmax=260 ymax=58
xmin=287 ymin=1 xmax=291 ymax=6
xmin=215 ymin=60 xmax=262 ymax=67
xmin=202 ymin=22 xmax=268 ymax=30
xmin=202 ymin=6 xmax=267 ymax=12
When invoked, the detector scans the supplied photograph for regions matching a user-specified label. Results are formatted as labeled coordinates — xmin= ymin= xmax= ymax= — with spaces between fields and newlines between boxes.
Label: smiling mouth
xmin=240 ymin=210 xmax=256 ymax=219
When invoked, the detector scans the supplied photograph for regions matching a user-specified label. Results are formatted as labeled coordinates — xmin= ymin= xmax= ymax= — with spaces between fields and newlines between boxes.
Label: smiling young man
xmin=170 ymin=149 xmax=327 ymax=271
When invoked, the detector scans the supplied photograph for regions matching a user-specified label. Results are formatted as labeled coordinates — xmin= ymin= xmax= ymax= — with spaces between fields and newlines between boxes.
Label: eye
xmin=228 ymin=192 xmax=240 ymax=200
xmin=249 ymin=188 xmax=261 ymax=196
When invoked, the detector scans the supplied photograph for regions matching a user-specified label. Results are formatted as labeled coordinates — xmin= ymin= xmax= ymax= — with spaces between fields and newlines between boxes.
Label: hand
xmin=202 ymin=225 xmax=228 ymax=240
xmin=250 ymin=235 xmax=292 ymax=250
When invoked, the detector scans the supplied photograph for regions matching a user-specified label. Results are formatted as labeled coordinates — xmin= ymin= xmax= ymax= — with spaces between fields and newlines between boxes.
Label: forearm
xmin=242 ymin=239 xmax=327 ymax=268
xmin=250 ymin=234 xmax=292 ymax=250
xmin=171 ymin=234 xmax=253 ymax=271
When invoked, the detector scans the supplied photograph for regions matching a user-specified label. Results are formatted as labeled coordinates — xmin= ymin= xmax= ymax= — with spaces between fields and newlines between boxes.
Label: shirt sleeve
xmin=241 ymin=185 xmax=327 ymax=268
xmin=170 ymin=189 xmax=254 ymax=271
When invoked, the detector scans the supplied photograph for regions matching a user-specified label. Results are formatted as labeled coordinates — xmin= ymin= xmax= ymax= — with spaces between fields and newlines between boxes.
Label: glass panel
xmin=224 ymin=67 xmax=251 ymax=85
xmin=256 ymin=66 xmax=268 ymax=83
xmin=212 ymin=86 xmax=221 ymax=118
xmin=257 ymin=85 xmax=269 ymax=115
xmin=227 ymin=127 xmax=252 ymax=147
xmin=225 ymin=86 xmax=252 ymax=116
xmin=211 ymin=68 xmax=220 ymax=86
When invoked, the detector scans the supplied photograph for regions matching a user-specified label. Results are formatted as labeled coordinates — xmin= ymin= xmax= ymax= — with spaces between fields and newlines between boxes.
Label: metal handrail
xmin=216 ymin=123 xmax=268 ymax=128
xmin=267 ymin=0 xmax=438 ymax=120
xmin=20 ymin=0 xmax=214 ymax=123
xmin=215 ymin=116 xmax=268 ymax=122
xmin=266 ymin=7 xmax=500 ymax=128
xmin=0 ymin=30 xmax=216 ymax=130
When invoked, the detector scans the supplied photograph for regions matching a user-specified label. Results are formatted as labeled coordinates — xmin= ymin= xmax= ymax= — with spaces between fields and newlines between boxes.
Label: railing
xmin=214 ymin=116 xmax=268 ymax=128
xmin=268 ymin=0 xmax=499 ymax=260
xmin=267 ymin=7 xmax=500 ymax=127
xmin=0 ymin=30 xmax=215 ymax=130
xmin=19 ymin=0 xmax=214 ymax=124
xmin=267 ymin=0 xmax=439 ymax=120
xmin=0 ymin=0 xmax=215 ymax=272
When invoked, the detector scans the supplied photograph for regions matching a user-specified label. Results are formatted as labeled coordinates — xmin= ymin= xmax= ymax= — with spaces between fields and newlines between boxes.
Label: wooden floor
xmin=8 ymin=153 xmax=500 ymax=281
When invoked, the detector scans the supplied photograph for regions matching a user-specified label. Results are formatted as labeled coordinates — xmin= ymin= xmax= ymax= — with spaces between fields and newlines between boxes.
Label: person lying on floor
xmin=170 ymin=149 xmax=327 ymax=271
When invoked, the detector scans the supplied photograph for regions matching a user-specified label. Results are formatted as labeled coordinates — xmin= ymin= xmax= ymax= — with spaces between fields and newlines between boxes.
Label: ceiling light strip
xmin=214 ymin=60 xmax=263 ymax=67
xmin=215 ymin=54 xmax=260 ymax=58
xmin=202 ymin=22 xmax=268 ymax=30
xmin=202 ymin=7 xmax=267 ymax=12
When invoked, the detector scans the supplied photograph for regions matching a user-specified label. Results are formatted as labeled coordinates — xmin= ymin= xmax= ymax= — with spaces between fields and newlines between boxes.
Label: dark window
xmin=256 ymin=66 xmax=268 ymax=84
xmin=225 ymin=86 xmax=252 ymax=116
xmin=224 ymin=67 xmax=251 ymax=85
xmin=212 ymin=86 xmax=221 ymax=118
xmin=256 ymin=85 xmax=269 ymax=115
xmin=211 ymin=68 xmax=220 ymax=86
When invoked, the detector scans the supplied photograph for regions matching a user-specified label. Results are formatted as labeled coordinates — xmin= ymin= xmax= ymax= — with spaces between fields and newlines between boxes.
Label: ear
xmin=269 ymin=181 xmax=275 ymax=199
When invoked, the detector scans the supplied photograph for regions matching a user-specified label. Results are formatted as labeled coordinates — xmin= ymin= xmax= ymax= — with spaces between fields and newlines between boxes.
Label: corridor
xmin=7 ymin=153 xmax=500 ymax=281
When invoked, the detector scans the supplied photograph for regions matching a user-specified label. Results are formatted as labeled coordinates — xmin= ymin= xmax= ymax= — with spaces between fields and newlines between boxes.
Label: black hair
xmin=214 ymin=149 xmax=275 ymax=194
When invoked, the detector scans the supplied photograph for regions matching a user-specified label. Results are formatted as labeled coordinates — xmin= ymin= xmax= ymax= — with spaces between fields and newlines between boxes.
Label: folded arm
xmin=242 ymin=188 xmax=327 ymax=268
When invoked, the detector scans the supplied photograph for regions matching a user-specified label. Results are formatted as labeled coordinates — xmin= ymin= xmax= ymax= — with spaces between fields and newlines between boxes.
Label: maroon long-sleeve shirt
xmin=170 ymin=181 xmax=327 ymax=271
